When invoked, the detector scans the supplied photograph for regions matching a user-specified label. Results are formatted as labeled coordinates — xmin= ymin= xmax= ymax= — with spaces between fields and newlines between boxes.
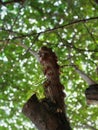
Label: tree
xmin=22 ymin=46 xmax=72 ymax=130
xmin=0 ymin=0 xmax=98 ymax=130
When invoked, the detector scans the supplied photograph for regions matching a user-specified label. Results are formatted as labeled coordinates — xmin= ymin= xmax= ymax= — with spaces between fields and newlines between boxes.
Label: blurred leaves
xmin=0 ymin=0 xmax=98 ymax=130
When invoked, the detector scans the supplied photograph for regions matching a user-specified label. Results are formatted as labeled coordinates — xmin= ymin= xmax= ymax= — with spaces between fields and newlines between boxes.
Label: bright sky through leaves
xmin=0 ymin=0 xmax=98 ymax=130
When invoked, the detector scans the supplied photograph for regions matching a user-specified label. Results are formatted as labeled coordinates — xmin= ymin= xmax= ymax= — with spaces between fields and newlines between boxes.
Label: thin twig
xmin=71 ymin=9 xmax=97 ymax=45
xmin=75 ymin=124 xmax=97 ymax=130
xmin=41 ymin=16 xmax=98 ymax=34
xmin=25 ymin=33 xmax=40 ymax=54
xmin=2 ymin=0 xmax=27 ymax=50
xmin=0 ymin=0 xmax=24 ymax=5
xmin=83 ymin=23 xmax=96 ymax=44
xmin=1 ymin=16 xmax=98 ymax=41
xmin=18 ymin=42 xmax=39 ymax=61
xmin=72 ymin=44 xmax=98 ymax=52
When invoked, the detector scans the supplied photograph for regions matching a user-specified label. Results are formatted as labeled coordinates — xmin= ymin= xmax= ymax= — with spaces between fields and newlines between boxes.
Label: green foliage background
xmin=0 ymin=0 xmax=98 ymax=129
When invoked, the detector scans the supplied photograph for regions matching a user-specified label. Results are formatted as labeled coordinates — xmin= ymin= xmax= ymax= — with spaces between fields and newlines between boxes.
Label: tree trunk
xmin=22 ymin=94 xmax=71 ymax=130
xmin=22 ymin=46 xmax=72 ymax=130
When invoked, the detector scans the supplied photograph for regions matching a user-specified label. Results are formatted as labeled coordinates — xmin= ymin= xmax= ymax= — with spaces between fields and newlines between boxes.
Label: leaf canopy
xmin=0 ymin=0 xmax=98 ymax=130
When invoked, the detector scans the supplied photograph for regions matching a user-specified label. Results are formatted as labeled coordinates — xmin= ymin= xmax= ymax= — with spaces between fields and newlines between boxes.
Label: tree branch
xmin=72 ymin=64 xmax=96 ymax=85
xmin=25 ymin=34 xmax=40 ymax=54
xmin=0 ymin=0 xmax=24 ymax=5
xmin=40 ymin=16 xmax=98 ymax=34
xmin=18 ymin=42 xmax=39 ymax=61
xmin=0 ymin=16 xmax=98 ymax=41
xmin=75 ymin=124 xmax=97 ymax=130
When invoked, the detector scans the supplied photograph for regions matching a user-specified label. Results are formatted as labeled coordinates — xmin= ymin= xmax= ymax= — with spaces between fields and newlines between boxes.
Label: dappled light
xmin=0 ymin=0 xmax=98 ymax=130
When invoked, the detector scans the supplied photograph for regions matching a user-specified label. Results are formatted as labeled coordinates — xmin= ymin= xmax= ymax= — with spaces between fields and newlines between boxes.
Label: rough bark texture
xmin=73 ymin=64 xmax=98 ymax=105
xmin=23 ymin=94 xmax=71 ymax=130
xmin=38 ymin=46 xmax=66 ymax=113
xmin=85 ymin=84 xmax=98 ymax=105
xmin=22 ymin=46 xmax=72 ymax=130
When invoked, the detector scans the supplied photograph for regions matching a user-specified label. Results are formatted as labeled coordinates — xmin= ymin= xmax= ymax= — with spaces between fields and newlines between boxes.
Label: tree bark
xmin=72 ymin=64 xmax=98 ymax=105
xmin=22 ymin=94 xmax=71 ymax=130
xmin=85 ymin=84 xmax=98 ymax=105
xmin=22 ymin=46 xmax=72 ymax=130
